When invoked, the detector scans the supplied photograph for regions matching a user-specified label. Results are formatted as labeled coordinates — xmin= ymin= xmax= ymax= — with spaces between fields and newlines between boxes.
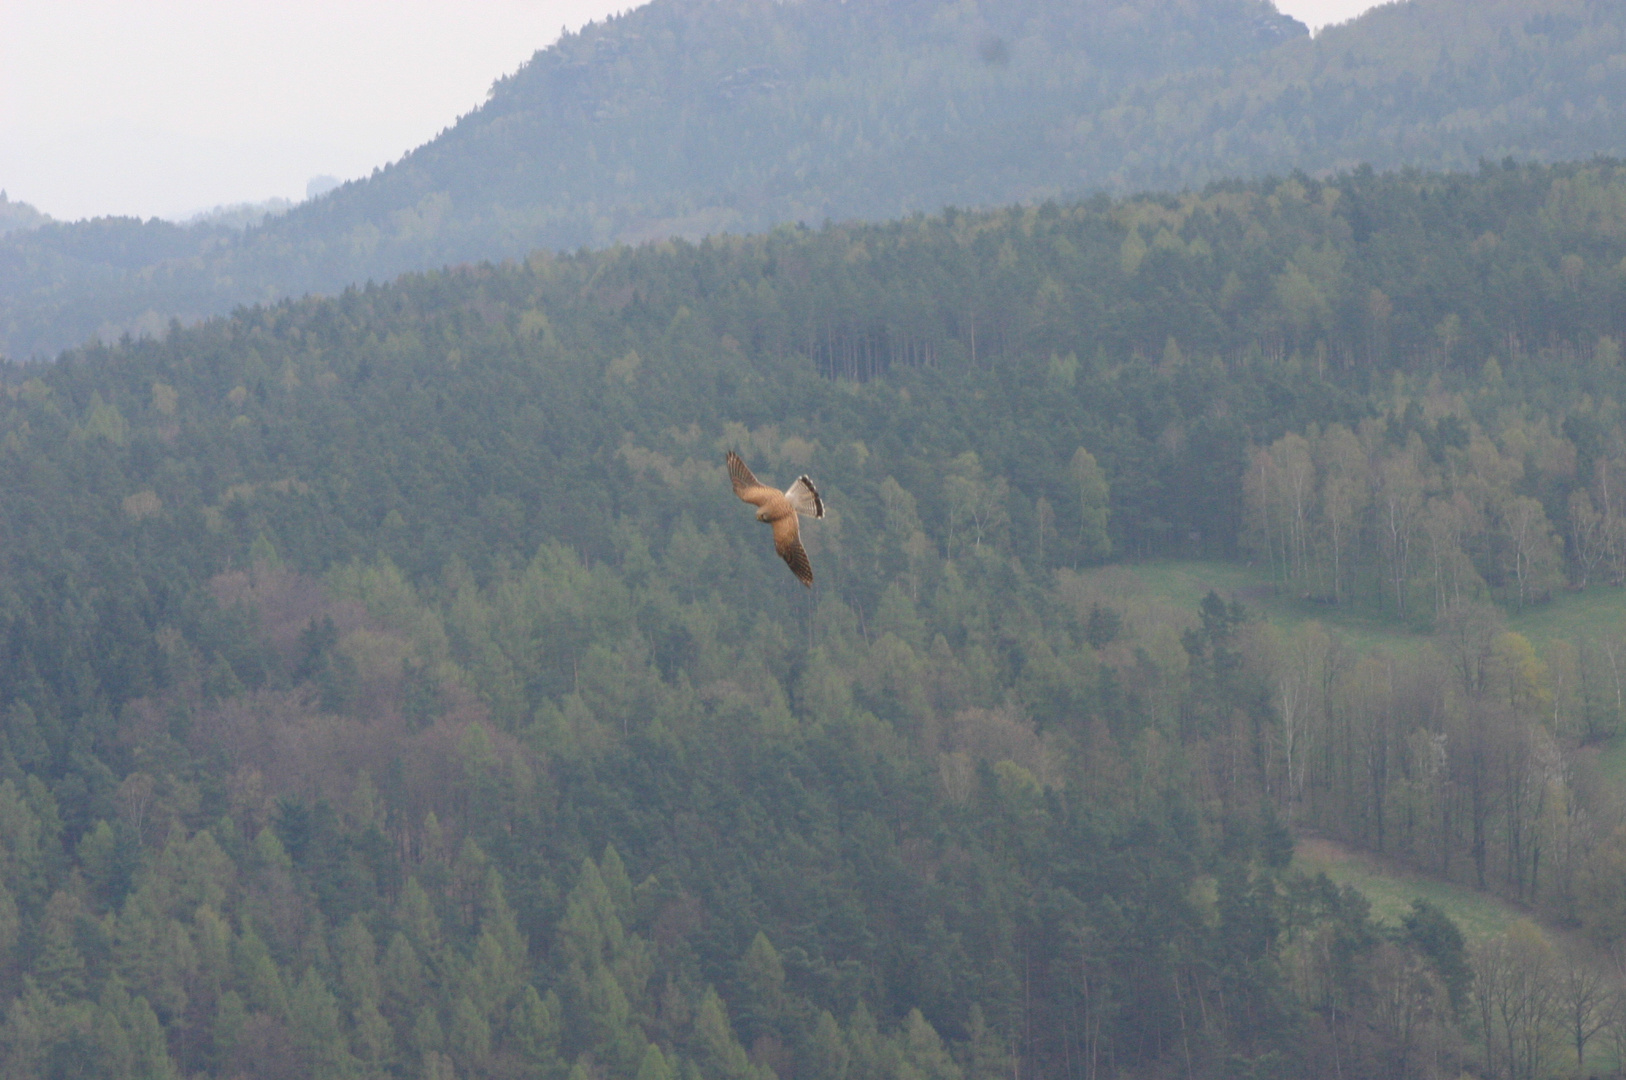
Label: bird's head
xmin=755 ymin=508 xmax=769 ymax=522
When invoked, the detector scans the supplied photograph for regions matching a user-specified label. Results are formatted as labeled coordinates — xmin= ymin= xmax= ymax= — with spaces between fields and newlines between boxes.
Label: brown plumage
xmin=727 ymin=450 xmax=825 ymax=586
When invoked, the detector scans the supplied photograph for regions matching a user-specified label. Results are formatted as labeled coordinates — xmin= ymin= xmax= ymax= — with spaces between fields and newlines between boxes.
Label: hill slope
xmin=10 ymin=0 xmax=1626 ymax=359
xmin=0 ymin=0 xmax=1301 ymax=360
xmin=3 ymin=163 xmax=1626 ymax=1079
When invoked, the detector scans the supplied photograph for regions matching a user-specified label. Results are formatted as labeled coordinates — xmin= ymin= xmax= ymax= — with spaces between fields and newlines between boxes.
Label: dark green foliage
xmin=1083 ymin=604 xmax=1122 ymax=650
xmin=295 ymin=617 xmax=360 ymax=714
xmin=1402 ymin=899 xmax=1471 ymax=1014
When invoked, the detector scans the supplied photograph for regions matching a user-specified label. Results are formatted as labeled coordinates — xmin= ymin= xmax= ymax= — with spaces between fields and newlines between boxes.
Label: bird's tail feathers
xmin=786 ymin=476 xmax=825 ymax=518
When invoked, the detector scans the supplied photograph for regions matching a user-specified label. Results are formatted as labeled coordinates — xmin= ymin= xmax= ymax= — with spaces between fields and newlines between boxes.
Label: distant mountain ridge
xmin=5 ymin=0 xmax=1626 ymax=359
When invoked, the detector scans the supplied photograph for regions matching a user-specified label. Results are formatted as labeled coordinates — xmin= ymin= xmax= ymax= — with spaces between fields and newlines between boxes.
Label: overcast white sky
xmin=0 ymin=0 xmax=1389 ymax=223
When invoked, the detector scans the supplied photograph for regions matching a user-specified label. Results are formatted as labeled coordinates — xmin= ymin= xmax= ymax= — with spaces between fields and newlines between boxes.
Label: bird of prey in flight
xmin=726 ymin=450 xmax=825 ymax=586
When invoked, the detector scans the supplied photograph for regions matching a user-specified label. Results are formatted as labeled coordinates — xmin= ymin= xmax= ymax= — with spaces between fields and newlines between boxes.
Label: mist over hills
xmin=5 ymin=0 xmax=1626 ymax=360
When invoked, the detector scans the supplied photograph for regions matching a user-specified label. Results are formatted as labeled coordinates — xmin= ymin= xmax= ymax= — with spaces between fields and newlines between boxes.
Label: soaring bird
xmin=726 ymin=450 xmax=825 ymax=586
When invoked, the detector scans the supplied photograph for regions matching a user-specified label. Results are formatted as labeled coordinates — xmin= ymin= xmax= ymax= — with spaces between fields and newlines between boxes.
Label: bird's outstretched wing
xmin=785 ymin=475 xmax=824 ymax=519
xmin=772 ymin=515 xmax=814 ymax=587
xmin=727 ymin=450 xmax=778 ymax=507
xmin=728 ymin=450 xmax=819 ymax=586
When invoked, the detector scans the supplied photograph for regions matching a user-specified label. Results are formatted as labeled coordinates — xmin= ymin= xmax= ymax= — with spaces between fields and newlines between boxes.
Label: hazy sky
xmin=1 ymin=0 xmax=1390 ymax=223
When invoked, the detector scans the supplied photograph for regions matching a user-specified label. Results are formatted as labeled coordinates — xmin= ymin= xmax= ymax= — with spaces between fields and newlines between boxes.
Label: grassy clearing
xmin=1507 ymin=582 xmax=1626 ymax=649
xmin=1598 ymin=736 xmax=1626 ymax=784
xmin=1293 ymin=837 xmax=1526 ymax=942
xmin=1122 ymin=560 xmax=1425 ymax=652
xmin=1109 ymin=558 xmax=1626 ymax=660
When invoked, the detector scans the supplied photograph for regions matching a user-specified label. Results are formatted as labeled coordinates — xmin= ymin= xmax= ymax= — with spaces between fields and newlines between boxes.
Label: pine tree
xmin=635 ymin=1041 xmax=676 ymax=1080
xmin=381 ymin=932 xmax=426 ymax=1028
xmin=413 ymin=1005 xmax=446 ymax=1058
xmin=289 ymin=966 xmax=357 ymax=1080
xmin=507 ymin=985 xmax=563 ymax=1072
xmin=448 ymin=993 xmax=491 ymax=1071
xmin=336 ymin=915 xmax=381 ymax=1009
xmin=739 ymin=931 xmax=787 ymax=1037
xmin=801 ymin=1010 xmax=849 ymax=1080
xmin=105 ymin=982 xmax=180 ymax=1080
xmin=36 ymin=891 xmax=88 ymax=1002
xmin=463 ymin=867 xmax=526 ymax=1019
xmin=691 ymin=989 xmax=751 ymax=1080
xmin=600 ymin=844 xmax=634 ymax=917
xmin=233 ymin=924 xmax=289 ymax=1018
xmin=900 ymin=1010 xmax=961 ymax=1080
xmin=558 ymin=859 xmax=623 ymax=971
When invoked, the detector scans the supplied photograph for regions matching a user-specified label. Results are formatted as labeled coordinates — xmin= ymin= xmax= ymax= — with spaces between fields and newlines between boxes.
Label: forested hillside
xmin=1 ymin=0 xmax=1302 ymax=361
xmin=3 ymin=161 xmax=1626 ymax=1078
xmin=0 ymin=195 xmax=49 ymax=239
xmin=11 ymin=0 xmax=1626 ymax=359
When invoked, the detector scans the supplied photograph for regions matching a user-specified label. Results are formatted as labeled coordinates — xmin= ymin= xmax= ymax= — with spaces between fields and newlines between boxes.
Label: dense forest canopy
xmin=10 ymin=0 xmax=1626 ymax=359
xmin=3 ymin=161 xmax=1626 ymax=1077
